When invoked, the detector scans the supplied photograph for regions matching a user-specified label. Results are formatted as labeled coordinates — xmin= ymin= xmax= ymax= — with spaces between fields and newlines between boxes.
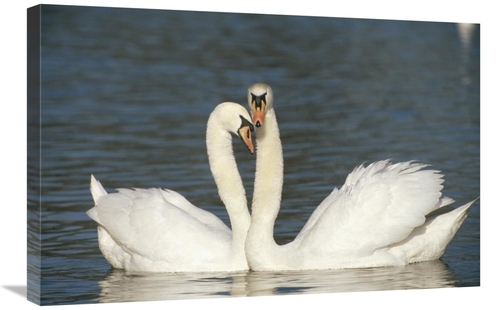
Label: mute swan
xmin=87 ymin=102 xmax=254 ymax=272
xmin=245 ymin=83 xmax=477 ymax=271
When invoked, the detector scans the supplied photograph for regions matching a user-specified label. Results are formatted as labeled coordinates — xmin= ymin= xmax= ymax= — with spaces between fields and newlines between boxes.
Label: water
xmin=30 ymin=5 xmax=480 ymax=305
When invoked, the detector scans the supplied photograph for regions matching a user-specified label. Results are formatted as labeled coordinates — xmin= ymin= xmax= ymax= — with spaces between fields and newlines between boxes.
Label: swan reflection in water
xmin=97 ymin=260 xmax=457 ymax=303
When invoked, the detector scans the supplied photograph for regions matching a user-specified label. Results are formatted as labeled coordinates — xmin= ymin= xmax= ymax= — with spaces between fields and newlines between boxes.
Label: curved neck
xmin=246 ymin=108 xmax=284 ymax=267
xmin=206 ymin=116 xmax=251 ymax=261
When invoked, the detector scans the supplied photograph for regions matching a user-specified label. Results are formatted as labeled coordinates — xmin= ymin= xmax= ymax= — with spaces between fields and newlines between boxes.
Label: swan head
xmin=212 ymin=102 xmax=255 ymax=154
xmin=247 ymin=83 xmax=273 ymax=127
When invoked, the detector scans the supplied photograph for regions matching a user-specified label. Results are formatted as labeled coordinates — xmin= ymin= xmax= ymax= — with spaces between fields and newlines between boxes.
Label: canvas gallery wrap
xmin=27 ymin=4 xmax=480 ymax=306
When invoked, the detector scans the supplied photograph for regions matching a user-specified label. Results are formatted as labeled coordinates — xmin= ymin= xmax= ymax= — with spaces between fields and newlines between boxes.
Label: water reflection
xmin=456 ymin=23 xmax=477 ymax=86
xmin=97 ymin=260 xmax=456 ymax=302
xmin=457 ymin=23 xmax=476 ymax=48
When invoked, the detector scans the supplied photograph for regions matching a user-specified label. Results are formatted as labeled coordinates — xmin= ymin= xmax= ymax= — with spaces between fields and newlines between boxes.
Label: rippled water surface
xmin=30 ymin=5 xmax=480 ymax=305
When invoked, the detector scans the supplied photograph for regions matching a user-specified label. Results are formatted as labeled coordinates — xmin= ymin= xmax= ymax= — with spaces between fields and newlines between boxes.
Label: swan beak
xmin=238 ymin=126 xmax=254 ymax=154
xmin=251 ymin=99 xmax=266 ymax=127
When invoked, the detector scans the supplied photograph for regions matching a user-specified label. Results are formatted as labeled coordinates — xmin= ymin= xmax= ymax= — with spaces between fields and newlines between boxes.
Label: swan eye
xmin=239 ymin=115 xmax=254 ymax=132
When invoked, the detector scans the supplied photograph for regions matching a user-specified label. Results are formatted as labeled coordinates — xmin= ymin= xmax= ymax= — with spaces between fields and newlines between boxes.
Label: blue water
xmin=30 ymin=5 xmax=480 ymax=305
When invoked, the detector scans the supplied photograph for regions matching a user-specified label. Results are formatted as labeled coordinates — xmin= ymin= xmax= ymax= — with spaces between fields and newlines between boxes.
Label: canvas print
xmin=27 ymin=4 xmax=480 ymax=306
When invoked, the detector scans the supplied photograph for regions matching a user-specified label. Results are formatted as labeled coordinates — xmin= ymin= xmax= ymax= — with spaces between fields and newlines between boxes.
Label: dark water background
xmin=30 ymin=5 xmax=479 ymax=305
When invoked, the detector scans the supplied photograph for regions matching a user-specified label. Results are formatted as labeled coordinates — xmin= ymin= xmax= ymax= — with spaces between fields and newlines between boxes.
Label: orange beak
xmin=251 ymin=99 xmax=266 ymax=127
xmin=238 ymin=125 xmax=254 ymax=154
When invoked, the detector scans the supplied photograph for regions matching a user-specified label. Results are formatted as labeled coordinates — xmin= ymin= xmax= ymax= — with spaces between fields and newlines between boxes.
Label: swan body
xmin=87 ymin=102 xmax=254 ymax=272
xmin=245 ymin=83 xmax=477 ymax=271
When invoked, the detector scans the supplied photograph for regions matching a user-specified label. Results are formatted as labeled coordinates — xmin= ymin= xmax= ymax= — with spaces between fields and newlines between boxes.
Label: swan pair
xmin=87 ymin=83 xmax=476 ymax=272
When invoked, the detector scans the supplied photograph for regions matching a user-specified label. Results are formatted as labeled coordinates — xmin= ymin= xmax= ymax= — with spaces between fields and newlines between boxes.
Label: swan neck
xmin=254 ymin=108 xmax=283 ymax=218
xmin=206 ymin=115 xmax=250 ymax=260
xmin=246 ymin=108 xmax=284 ymax=266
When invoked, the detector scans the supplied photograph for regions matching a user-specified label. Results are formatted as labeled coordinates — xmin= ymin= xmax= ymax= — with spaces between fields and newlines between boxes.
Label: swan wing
xmin=297 ymin=160 xmax=445 ymax=258
xmin=155 ymin=187 xmax=231 ymax=233
xmin=87 ymin=186 xmax=233 ymax=271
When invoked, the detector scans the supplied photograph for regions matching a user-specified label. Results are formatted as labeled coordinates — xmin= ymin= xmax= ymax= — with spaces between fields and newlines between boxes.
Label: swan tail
xmin=90 ymin=174 xmax=107 ymax=203
xmin=421 ymin=198 xmax=477 ymax=260
xmin=447 ymin=197 xmax=477 ymax=225
xmin=87 ymin=175 xmax=108 ymax=224
xmin=429 ymin=197 xmax=476 ymax=222
xmin=392 ymin=197 xmax=478 ymax=263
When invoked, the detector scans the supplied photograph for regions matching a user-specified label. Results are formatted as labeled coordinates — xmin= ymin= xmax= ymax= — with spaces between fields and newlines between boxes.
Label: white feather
xmin=245 ymin=83 xmax=477 ymax=271
xmin=86 ymin=103 xmax=253 ymax=272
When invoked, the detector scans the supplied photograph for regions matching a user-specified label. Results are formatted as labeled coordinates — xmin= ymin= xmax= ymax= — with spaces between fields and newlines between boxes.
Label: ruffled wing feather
xmin=296 ymin=160 xmax=445 ymax=258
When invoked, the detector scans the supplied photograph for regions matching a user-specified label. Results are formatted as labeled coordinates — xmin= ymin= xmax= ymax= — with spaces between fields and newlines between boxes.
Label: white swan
xmin=86 ymin=102 xmax=254 ymax=272
xmin=245 ymin=83 xmax=477 ymax=271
